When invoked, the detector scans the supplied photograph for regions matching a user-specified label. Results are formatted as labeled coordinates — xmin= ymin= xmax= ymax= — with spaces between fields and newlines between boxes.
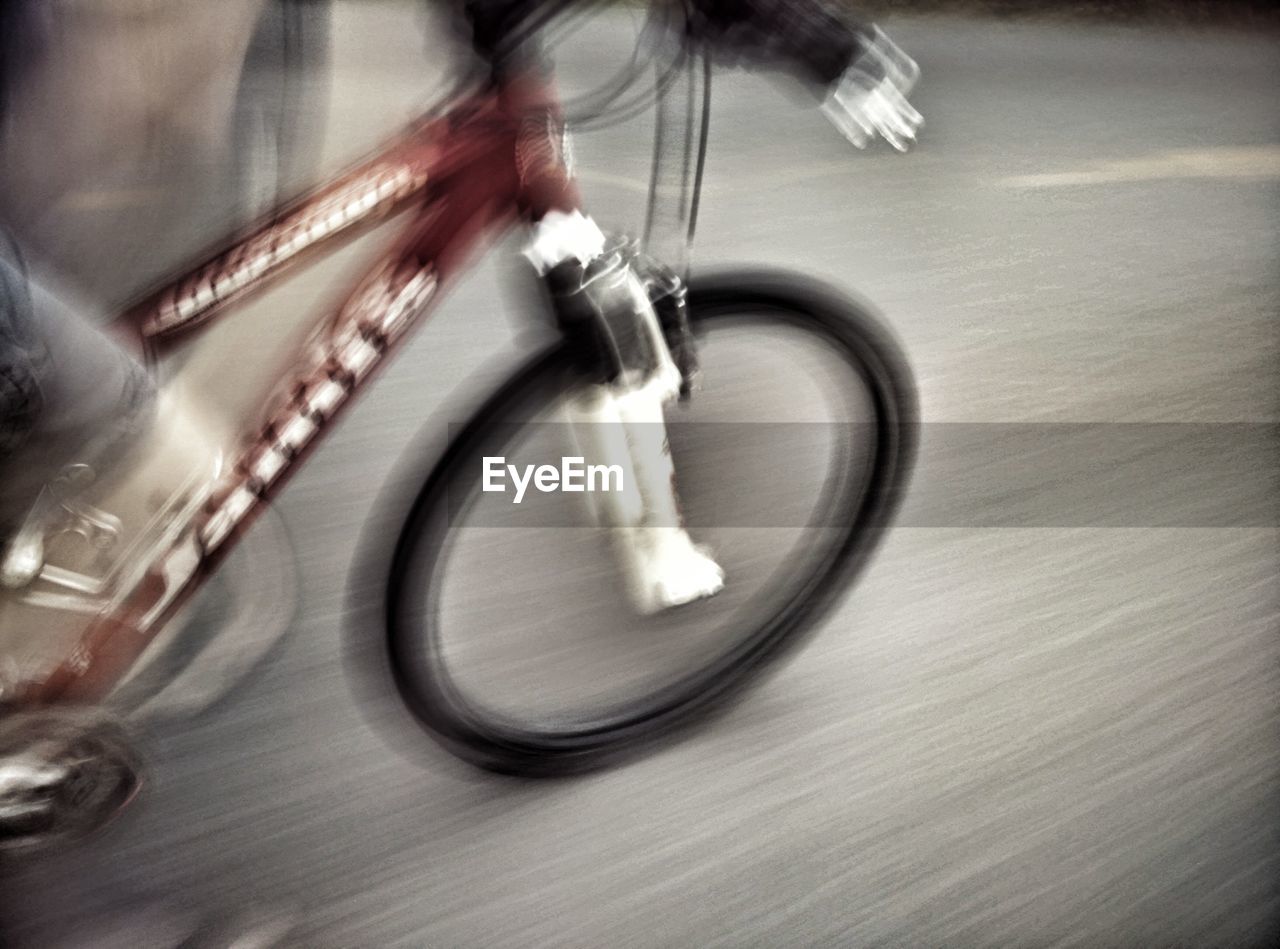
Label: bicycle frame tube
xmin=12 ymin=70 xmax=582 ymax=706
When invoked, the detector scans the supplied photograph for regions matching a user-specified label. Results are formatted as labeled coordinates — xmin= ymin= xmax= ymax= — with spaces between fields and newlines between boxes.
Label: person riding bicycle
xmin=0 ymin=0 xmax=921 ymax=563
xmin=0 ymin=2 xmax=923 ymax=924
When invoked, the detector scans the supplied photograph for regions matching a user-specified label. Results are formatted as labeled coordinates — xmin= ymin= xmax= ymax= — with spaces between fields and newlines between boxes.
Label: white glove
xmin=821 ymin=27 xmax=923 ymax=152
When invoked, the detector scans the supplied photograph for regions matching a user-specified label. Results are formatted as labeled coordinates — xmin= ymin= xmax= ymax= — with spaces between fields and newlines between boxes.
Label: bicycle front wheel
xmin=385 ymin=269 xmax=917 ymax=775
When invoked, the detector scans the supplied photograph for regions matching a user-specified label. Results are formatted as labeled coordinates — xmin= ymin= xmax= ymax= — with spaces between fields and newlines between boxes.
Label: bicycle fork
xmin=537 ymin=228 xmax=724 ymax=614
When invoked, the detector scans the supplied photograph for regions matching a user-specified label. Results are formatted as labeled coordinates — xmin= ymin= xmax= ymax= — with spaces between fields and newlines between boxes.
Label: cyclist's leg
xmin=0 ymin=235 xmax=154 ymax=545
xmin=0 ymin=242 xmax=50 ymax=536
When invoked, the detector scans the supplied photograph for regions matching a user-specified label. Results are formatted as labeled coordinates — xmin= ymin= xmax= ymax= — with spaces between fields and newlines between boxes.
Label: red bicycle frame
xmin=15 ymin=70 xmax=583 ymax=706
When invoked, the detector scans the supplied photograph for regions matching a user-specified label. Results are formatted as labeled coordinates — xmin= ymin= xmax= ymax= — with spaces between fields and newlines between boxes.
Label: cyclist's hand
xmin=684 ymin=3 xmax=922 ymax=152
xmin=821 ymin=27 xmax=922 ymax=152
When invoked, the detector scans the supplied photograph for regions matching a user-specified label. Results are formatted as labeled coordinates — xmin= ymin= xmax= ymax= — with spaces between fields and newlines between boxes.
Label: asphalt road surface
xmin=3 ymin=4 xmax=1278 ymax=946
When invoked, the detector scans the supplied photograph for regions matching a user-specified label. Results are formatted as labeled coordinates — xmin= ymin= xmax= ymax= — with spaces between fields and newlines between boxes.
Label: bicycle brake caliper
xmin=527 ymin=216 xmax=697 ymax=398
xmin=632 ymin=253 xmax=699 ymax=401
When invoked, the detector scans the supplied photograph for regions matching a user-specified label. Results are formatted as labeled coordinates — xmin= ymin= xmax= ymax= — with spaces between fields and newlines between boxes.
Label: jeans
xmin=0 ymin=233 xmax=153 ymax=536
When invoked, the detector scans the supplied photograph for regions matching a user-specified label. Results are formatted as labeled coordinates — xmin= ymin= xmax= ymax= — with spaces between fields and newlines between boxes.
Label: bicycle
xmin=0 ymin=5 xmax=917 ymax=851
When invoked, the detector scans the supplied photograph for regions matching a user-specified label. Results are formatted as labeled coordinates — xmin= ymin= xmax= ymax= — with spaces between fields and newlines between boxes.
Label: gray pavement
xmin=3 ymin=4 xmax=1278 ymax=946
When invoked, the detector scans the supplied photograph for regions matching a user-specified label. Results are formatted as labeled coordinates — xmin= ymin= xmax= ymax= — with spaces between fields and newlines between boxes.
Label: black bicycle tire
xmin=384 ymin=268 xmax=917 ymax=775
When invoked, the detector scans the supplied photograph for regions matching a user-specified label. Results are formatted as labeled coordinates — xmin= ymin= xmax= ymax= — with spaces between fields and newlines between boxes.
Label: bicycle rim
xmin=385 ymin=270 xmax=917 ymax=774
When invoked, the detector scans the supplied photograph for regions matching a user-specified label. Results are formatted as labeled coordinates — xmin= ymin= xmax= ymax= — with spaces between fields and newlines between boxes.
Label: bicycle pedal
xmin=0 ymin=707 xmax=144 ymax=854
